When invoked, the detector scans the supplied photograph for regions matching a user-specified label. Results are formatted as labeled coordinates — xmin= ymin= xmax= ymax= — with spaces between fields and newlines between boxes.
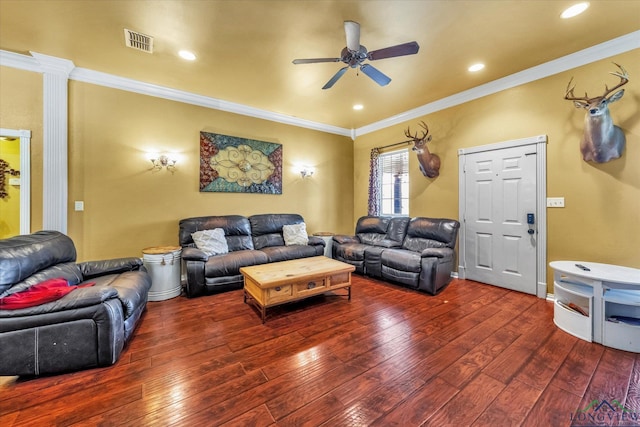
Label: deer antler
xmin=565 ymin=63 xmax=629 ymax=102
xmin=404 ymin=121 xmax=429 ymax=141
xmin=564 ymin=77 xmax=590 ymax=102
xmin=603 ymin=62 xmax=629 ymax=98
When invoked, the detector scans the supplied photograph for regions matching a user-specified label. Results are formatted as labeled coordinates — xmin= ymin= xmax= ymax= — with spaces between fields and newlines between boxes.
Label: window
xmin=379 ymin=149 xmax=409 ymax=216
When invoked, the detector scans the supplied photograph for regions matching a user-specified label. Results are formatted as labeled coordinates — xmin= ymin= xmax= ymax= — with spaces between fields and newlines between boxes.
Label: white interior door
xmin=458 ymin=135 xmax=547 ymax=297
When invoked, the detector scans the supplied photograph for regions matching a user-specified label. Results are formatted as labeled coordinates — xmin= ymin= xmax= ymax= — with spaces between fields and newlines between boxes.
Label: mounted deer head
xmin=564 ymin=63 xmax=629 ymax=163
xmin=404 ymin=121 xmax=441 ymax=178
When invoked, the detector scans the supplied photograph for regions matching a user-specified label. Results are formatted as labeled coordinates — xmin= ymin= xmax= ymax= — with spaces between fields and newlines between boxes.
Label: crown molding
xmin=1 ymin=30 xmax=638 ymax=140
xmin=0 ymin=50 xmax=41 ymax=72
xmin=30 ymin=51 xmax=74 ymax=76
xmin=355 ymin=30 xmax=640 ymax=137
xmin=69 ymin=67 xmax=352 ymax=137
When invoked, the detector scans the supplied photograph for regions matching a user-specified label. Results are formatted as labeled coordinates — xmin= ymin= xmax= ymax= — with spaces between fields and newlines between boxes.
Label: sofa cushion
xmin=89 ymin=271 xmax=151 ymax=320
xmin=402 ymin=217 xmax=460 ymax=252
xmin=179 ymin=215 xmax=254 ymax=252
xmin=250 ymin=213 xmax=304 ymax=250
xmin=1 ymin=263 xmax=84 ymax=298
xmin=192 ymin=228 xmax=229 ymax=255
xmin=381 ymin=249 xmax=422 ymax=273
xmin=204 ymin=250 xmax=269 ymax=277
xmin=283 ymin=223 xmax=308 ymax=246
xmin=0 ymin=231 xmax=77 ymax=293
xmin=355 ymin=216 xmax=391 ymax=246
xmin=259 ymin=245 xmax=318 ymax=263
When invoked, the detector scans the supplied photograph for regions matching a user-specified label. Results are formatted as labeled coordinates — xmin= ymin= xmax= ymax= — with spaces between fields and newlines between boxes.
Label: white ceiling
xmin=1 ymin=1 xmax=639 ymax=131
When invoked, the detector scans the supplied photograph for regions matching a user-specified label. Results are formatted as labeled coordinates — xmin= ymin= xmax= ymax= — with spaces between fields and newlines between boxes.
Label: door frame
xmin=0 ymin=128 xmax=31 ymax=235
xmin=458 ymin=134 xmax=547 ymax=298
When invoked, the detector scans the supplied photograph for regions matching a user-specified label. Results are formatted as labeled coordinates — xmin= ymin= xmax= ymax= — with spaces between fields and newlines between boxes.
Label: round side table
xmin=142 ymin=245 xmax=182 ymax=301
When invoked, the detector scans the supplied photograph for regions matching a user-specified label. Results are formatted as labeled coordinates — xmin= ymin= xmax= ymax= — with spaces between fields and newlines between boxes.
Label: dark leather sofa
xmin=179 ymin=214 xmax=325 ymax=297
xmin=0 ymin=230 xmax=151 ymax=376
xmin=333 ymin=216 xmax=460 ymax=295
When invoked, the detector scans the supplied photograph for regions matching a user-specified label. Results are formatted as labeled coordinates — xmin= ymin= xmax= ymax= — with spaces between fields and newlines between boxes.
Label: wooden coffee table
xmin=241 ymin=256 xmax=355 ymax=323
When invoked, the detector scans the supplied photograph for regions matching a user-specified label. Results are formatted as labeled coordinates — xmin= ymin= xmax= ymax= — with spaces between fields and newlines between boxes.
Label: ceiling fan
xmin=292 ymin=21 xmax=419 ymax=90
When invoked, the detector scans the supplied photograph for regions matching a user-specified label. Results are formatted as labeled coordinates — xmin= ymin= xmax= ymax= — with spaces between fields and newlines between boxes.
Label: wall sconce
xmin=299 ymin=166 xmax=314 ymax=178
xmin=150 ymin=154 xmax=177 ymax=173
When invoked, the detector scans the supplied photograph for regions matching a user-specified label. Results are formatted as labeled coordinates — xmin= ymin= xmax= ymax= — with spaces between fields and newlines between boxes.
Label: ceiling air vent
xmin=124 ymin=29 xmax=153 ymax=53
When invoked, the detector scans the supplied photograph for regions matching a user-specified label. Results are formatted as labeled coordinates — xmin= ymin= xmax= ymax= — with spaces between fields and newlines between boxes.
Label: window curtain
xmin=367 ymin=148 xmax=380 ymax=216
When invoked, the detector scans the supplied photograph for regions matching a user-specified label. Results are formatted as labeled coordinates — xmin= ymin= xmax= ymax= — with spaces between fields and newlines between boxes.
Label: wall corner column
xmin=31 ymin=52 xmax=75 ymax=234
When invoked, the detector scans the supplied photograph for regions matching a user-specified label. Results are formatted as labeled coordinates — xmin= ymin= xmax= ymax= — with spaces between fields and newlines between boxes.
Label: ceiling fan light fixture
xmin=561 ymin=2 xmax=589 ymax=19
xmin=178 ymin=50 xmax=197 ymax=61
xmin=468 ymin=63 xmax=485 ymax=72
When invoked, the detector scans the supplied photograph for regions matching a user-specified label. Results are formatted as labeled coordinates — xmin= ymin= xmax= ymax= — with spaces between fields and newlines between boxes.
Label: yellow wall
xmin=67 ymin=82 xmax=354 ymax=260
xmin=0 ymin=138 xmax=20 ymax=238
xmin=353 ymin=50 xmax=640 ymax=292
xmin=2 ymin=51 xmax=638 ymax=293
xmin=0 ymin=66 xmax=43 ymax=234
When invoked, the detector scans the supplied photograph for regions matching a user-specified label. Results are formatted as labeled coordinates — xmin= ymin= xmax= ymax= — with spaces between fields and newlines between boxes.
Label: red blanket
xmin=0 ymin=278 xmax=94 ymax=310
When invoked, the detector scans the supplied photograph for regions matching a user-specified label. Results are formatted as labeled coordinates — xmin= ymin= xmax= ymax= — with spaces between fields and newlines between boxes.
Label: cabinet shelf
xmin=553 ymin=279 xmax=593 ymax=341
xmin=604 ymin=288 xmax=640 ymax=306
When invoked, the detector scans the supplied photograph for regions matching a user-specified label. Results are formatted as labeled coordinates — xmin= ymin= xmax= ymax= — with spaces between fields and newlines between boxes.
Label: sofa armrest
xmin=307 ymin=236 xmax=325 ymax=247
xmin=333 ymin=235 xmax=359 ymax=245
xmin=181 ymin=247 xmax=209 ymax=262
xmin=420 ymin=248 xmax=453 ymax=258
xmin=79 ymin=258 xmax=144 ymax=280
xmin=376 ymin=239 xmax=403 ymax=248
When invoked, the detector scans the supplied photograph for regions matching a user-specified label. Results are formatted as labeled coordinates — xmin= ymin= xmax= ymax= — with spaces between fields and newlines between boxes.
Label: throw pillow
xmin=283 ymin=223 xmax=309 ymax=246
xmin=191 ymin=228 xmax=229 ymax=256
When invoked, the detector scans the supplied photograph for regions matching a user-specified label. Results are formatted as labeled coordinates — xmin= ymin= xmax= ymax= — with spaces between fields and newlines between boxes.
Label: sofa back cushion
xmin=179 ymin=215 xmax=254 ymax=252
xmin=402 ymin=217 xmax=461 ymax=252
xmin=386 ymin=217 xmax=411 ymax=243
xmin=249 ymin=214 xmax=304 ymax=250
xmin=355 ymin=216 xmax=390 ymax=246
xmin=0 ymin=231 xmax=77 ymax=293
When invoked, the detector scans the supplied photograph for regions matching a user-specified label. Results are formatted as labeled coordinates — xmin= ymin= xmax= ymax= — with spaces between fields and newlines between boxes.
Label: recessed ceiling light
xmin=561 ymin=2 xmax=589 ymax=19
xmin=353 ymin=104 xmax=363 ymax=110
xmin=468 ymin=63 xmax=485 ymax=72
xmin=178 ymin=50 xmax=196 ymax=61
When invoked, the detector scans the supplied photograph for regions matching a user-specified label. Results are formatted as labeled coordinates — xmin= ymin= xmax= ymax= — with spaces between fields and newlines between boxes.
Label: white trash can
xmin=142 ymin=246 xmax=182 ymax=301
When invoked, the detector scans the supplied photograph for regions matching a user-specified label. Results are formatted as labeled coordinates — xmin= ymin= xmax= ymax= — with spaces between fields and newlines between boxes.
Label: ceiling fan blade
xmin=292 ymin=58 xmax=341 ymax=64
xmin=344 ymin=20 xmax=360 ymax=51
xmin=367 ymin=41 xmax=420 ymax=60
xmin=360 ymin=64 xmax=391 ymax=86
xmin=322 ymin=66 xmax=349 ymax=90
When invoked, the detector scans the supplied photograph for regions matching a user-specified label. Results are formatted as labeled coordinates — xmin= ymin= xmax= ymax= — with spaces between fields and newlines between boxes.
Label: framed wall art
xmin=199 ymin=131 xmax=282 ymax=194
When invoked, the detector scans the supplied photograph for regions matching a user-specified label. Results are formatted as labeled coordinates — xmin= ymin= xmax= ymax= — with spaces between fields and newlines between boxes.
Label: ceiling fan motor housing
xmin=341 ymin=46 xmax=368 ymax=68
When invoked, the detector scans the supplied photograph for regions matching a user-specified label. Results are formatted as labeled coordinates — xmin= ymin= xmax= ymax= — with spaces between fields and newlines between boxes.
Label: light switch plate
xmin=547 ymin=197 xmax=565 ymax=208
xmin=74 ymin=201 xmax=84 ymax=211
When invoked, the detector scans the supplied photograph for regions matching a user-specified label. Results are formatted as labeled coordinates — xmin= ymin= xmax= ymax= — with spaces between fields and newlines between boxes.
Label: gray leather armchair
xmin=0 ymin=231 xmax=151 ymax=376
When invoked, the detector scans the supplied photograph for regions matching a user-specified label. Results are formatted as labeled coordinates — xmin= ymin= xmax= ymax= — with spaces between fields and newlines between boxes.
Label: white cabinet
xmin=603 ymin=288 xmax=640 ymax=352
xmin=553 ymin=279 xmax=593 ymax=341
xmin=550 ymin=261 xmax=640 ymax=353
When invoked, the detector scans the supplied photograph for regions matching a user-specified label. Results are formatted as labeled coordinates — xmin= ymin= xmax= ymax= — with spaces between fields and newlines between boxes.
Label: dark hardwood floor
xmin=1 ymin=276 xmax=639 ymax=426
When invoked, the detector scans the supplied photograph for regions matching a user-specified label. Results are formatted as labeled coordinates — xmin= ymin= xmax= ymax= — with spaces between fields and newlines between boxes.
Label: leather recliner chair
xmin=0 ymin=230 xmax=151 ymax=376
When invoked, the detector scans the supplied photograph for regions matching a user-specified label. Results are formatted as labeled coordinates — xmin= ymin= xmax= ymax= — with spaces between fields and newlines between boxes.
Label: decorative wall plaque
xmin=199 ymin=131 xmax=282 ymax=194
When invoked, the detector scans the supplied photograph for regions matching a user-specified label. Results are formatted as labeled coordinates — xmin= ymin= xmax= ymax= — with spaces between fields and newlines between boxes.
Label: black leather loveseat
xmin=179 ymin=214 xmax=325 ymax=297
xmin=333 ymin=216 xmax=460 ymax=295
xmin=0 ymin=230 xmax=151 ymax=376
